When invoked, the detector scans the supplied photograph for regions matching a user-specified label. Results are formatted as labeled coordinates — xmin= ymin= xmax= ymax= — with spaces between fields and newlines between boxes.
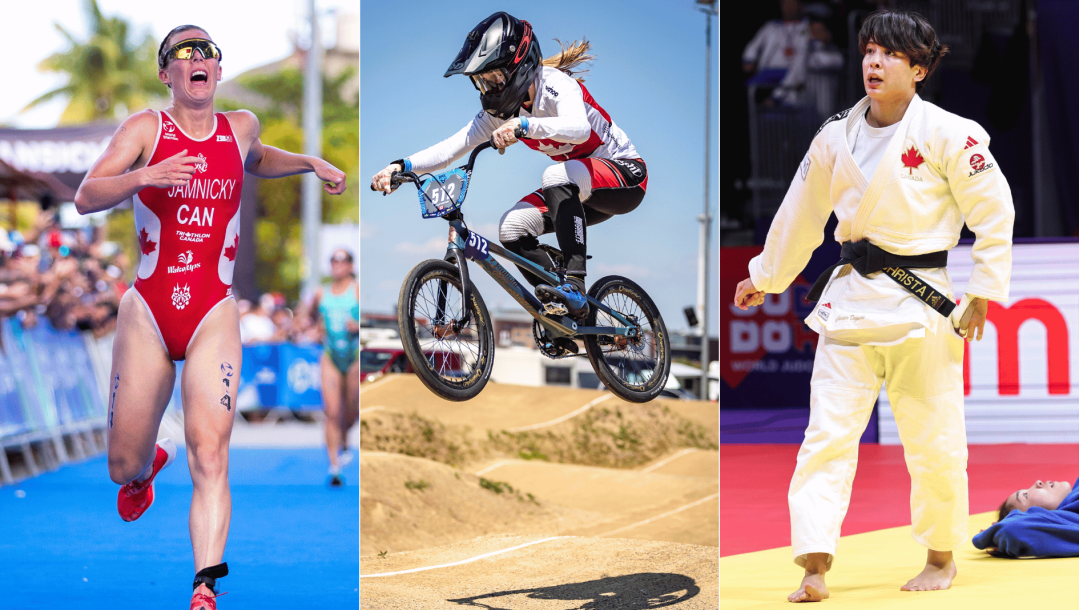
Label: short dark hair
xmin=858 ymin=10 xmax=949 ymax=91
xmin=157 ymin=25 xmax=211 ymax=69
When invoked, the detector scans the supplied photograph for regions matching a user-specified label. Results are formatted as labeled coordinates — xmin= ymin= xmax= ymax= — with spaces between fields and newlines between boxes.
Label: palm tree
xmin=24 ymin=0 xmax=164 ymax=124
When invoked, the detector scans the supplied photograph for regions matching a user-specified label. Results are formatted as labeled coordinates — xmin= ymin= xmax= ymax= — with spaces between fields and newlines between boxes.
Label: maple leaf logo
xmin=223 ymin=235 xmax=238 ymax=261
xmin=901 ymin=146 xmax=924 ymax=175
xmin=536 ymin=140 xmax=576 ymax=156
xmin=139 ymin=228 xmax=156 ymax=255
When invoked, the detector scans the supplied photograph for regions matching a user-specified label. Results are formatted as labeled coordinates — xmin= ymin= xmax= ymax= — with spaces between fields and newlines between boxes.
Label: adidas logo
xmin=964 ymin=136 xmax=979 ymax=149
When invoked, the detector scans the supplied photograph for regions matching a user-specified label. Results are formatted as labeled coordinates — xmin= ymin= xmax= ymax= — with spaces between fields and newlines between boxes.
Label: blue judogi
xmin=972 ymin=477 xmax=1079 ymax=558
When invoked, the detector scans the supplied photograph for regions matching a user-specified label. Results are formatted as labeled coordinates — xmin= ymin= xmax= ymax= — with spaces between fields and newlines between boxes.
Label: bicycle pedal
xmin=543 ymin=302 xmax=568 ymax=316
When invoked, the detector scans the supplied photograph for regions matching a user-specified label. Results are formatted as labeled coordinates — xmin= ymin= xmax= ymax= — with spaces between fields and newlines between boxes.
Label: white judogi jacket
xmin=749 ymin=95 xmax=1014 ymax=345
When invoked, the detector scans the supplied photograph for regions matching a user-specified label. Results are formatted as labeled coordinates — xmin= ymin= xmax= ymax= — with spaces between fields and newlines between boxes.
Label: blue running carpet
xmin=0 ymin=447 xmax=358 ymax=609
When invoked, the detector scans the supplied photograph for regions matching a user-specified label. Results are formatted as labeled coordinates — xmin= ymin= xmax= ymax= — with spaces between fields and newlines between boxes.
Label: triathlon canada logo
xmin=194 ymin=153 xmax=208 ymax=173
xmin=168 ymin=250 xmax=201 ymax=274
xmin=177 ymin=230 xmax=210 ymax=243
xmin=172 ymin=284 xmax=192 ymax=310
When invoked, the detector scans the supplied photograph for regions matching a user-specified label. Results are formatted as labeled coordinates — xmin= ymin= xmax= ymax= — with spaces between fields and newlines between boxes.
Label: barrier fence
xmin=0 ymin=318 xmax=106 ymax=485
xmin=1 ymin=318 xmax=326 ymax=485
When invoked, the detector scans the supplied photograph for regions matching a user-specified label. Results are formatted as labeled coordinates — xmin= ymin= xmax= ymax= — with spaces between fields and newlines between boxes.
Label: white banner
xmin=879 ymin=242 xmax=1079 ymax=444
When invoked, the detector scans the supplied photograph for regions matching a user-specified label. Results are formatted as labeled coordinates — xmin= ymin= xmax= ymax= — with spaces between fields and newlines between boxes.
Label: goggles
xmin=470 ymin=68 xmax=509 ymax=94
xmin=160 ymin=39 xmax=223 ymax=69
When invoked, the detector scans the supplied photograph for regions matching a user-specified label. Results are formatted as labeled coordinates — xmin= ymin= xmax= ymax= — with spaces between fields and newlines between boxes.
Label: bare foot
xmin=901 ymin=550 xmax=956 ymax=592
xmin=788 ymin=574 xmax=829 ymax=603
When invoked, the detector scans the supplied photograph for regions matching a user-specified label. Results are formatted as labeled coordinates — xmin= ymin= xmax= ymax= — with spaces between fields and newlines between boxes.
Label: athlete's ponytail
xmin=542 ymin=39 xmax=594 ymax=83
xmin=926 ymin=39 xmax=950 ymax=78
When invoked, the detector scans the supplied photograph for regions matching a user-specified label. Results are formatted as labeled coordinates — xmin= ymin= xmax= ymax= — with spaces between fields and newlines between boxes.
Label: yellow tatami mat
xmin=721 ymin=511 xmax=1078 ymax=608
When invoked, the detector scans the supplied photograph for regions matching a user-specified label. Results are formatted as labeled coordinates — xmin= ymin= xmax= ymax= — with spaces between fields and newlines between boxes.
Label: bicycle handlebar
xmin=370 ymin=126 xmax=528 ymax=192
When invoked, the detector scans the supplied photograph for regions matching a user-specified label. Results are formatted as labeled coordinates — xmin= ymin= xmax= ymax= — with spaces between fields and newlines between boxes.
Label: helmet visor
xmin=470 ymin=68 xmax=509 ymax=94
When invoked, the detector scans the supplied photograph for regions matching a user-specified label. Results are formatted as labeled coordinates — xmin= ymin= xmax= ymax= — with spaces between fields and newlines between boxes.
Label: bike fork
xmin=443 ymin=244 xmax=473 ymax=330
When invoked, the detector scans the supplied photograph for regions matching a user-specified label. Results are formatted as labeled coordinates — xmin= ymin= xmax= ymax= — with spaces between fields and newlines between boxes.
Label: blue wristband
xmin=519 ymin=118 xmax=529 ymax=136
xmin=403 ymin=158 xmax=412 ymax=172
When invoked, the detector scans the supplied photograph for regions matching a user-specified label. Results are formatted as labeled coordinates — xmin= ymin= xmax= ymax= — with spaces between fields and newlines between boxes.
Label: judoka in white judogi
xmin=747 ymin=91 xmax=1014 ymax=574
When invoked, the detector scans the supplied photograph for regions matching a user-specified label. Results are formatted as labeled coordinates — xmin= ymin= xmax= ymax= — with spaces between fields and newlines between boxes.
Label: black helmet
xmin=444 ymin=12 xmax=542 ymax=120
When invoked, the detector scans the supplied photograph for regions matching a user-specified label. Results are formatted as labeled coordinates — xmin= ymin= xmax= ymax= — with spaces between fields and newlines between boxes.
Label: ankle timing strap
xmin=193 ymin=562 xmax=228 ymax=592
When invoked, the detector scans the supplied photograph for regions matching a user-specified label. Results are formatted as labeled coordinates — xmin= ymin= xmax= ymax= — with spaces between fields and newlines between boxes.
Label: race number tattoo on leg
xmin=220 ymin=362 xmax=233 ymax=412
xmin=108 ymin=373 xmax=120 ymax=429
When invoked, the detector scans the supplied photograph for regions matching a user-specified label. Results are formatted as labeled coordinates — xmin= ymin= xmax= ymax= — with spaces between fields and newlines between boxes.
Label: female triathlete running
xmin=371 ymin=11 xmax=647 ymax=320
xmin=74 ymin=24 xmax=346 ymax=610
xmin=310 ymin=248 xmax=359 ymax=486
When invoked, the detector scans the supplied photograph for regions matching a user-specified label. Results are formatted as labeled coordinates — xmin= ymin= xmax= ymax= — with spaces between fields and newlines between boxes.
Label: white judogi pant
xmin=789 ymin=328 xmax=968 ymax=568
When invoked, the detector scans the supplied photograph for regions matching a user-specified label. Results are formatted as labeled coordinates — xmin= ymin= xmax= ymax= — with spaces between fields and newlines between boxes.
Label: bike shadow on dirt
xmin=446 ymin=572 xmax=701 ymax=609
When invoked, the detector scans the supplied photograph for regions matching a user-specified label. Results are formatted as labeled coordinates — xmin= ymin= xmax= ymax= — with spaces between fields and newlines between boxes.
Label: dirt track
xmin=360 ymin=376 xmax=718 ymax=608
xmin=360 ymin=535 xmax=718 ymax=609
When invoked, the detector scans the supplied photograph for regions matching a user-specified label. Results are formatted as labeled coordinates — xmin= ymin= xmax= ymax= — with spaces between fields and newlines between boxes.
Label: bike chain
xmin=532 ymin=319 xmax=577 ymax=360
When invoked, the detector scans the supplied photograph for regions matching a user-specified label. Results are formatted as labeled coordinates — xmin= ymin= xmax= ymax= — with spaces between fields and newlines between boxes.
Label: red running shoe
xmin=117 ymin=438 xmax=176 ymax=522
xmin=190 ymin=586 xmax=224 ymax=610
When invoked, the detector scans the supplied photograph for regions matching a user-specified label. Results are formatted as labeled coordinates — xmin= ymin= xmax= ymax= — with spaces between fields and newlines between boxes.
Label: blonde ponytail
xmin=542 ymin=38 xmax=595 ymax=82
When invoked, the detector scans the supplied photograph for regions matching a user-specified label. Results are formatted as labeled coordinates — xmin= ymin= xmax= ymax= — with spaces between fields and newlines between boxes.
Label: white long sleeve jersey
xmin=406 ymin=66 xmax=638 ymax=173
xmin=748 ymin=95 xmax=1015 ymax=344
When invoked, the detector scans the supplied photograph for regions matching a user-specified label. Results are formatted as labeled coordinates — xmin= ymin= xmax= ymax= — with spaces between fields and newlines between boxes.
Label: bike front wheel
xmin=397 ymin=259 xmax=494 ymax=401
xmin=583 ymin=275 xmax=671 ymax=403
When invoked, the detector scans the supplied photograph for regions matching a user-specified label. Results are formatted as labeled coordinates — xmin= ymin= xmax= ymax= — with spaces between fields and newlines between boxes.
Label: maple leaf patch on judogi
xmin=901 ymin=146 xmax=925 ymax=175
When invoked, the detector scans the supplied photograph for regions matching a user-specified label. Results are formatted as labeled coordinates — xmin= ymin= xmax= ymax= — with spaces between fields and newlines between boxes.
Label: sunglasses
xmin=160 ymin=39 xmax=223 ymax=68
xmin=331 ymin=254 xmax=352 ymax=263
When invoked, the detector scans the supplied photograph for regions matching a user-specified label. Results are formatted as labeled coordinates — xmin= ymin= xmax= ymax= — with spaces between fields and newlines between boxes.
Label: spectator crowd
xmin=1 ymin=206 xmax=319 ymax=346
xmin=0 ymin=208 xmax=126 ymax=338
xmin=237 ymin=290 xmax=322 ymax=346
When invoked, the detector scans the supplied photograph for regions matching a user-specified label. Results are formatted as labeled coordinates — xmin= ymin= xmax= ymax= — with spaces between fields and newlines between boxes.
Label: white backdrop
xmin=878 ymin=242 xmax=1079 ymax=444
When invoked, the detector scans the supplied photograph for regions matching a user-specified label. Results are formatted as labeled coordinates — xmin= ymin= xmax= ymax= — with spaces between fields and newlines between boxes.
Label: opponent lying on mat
xmin=973 ymin=478 xmax=1079 ymax=558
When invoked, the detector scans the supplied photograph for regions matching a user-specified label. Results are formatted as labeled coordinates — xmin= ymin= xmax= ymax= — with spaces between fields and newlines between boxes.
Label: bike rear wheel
xmin=397 ymin=259 xmax=494 ymax=401
xmin=583 ymin=275 xmax=671 ymax=403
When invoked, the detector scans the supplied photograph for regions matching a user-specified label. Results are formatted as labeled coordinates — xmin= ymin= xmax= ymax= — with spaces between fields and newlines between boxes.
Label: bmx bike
xmin=374 ymin=131 xmax=670 ymax=403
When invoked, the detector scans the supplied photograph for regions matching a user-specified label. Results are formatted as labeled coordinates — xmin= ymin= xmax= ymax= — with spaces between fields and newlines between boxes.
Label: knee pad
xmin=563 ymin=160 xmax=593 ymax=201
xmin=541 ymin=163 xmax=571 ymax=191
xmin=499 ymin=201 xmax=546 ymax=244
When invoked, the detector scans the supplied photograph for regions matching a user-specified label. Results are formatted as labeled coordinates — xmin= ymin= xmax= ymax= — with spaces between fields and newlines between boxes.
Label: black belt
xmin=806 ymin=241 xmax=955 ymax=318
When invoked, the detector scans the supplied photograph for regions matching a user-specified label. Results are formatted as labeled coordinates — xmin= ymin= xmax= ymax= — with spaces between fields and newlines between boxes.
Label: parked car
xmin=360 ymin=347 xmax=463 ymax=383
xmin=360 ymin=348 xmax=410 ymax=382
